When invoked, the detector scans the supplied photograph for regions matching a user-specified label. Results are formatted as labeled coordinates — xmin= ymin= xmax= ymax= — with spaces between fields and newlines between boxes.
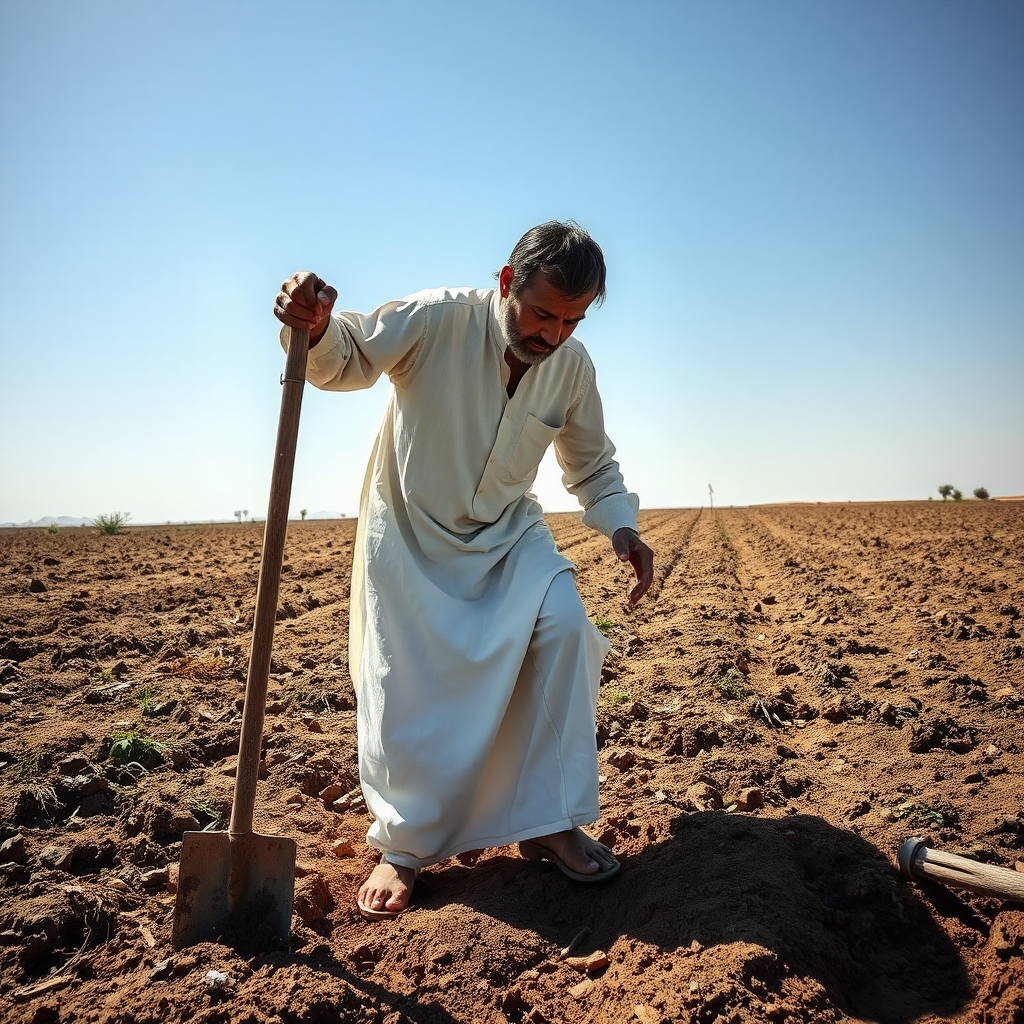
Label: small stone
xmin=38 ymin=846 xmax=74 ymax=870
xmin=319 ymin=783 xmax=346 ymax=803
xmin=634 ymin=1006 xmax=661 ymax=1024
xmin=584 ymin=950 xmax=609 ymax=971
xmin=654 ymin=790 xmax=668 ymax=803
xmin=203 ymin=970 xmax=232 ymax=990
xmin=0 ymin=834 xmax=26 ymax=862
xmin=986 ymin=744 xmax=1002 ymax=758
xmin=735 ymin=787 xmax=764 ymax=811
xmin=683 ymin=783 xmax=721 ymax=811
xmin=608 ymin=749 xmax=636 ymax=771
xmin=330 ymin=839 xmax=355 ymax=858
xmin=150 ymin=959 xmax=173 ymax=981
xmin=106 ymin=877 xmax=130 ymax=891
xmin=569 ymin=978 xmax=594 ymax=999
xmin=293 ymin=874 xmax=330 ymax=923
xmin=140 ymin=867 xmax=169 ymax=886
xmin=303 ymin=717 xmax=324 ymax=733
xmin=285 ymin=790 xmax=305 ymax=806
xmin=29 ymin=579 xmax=47 ymax=593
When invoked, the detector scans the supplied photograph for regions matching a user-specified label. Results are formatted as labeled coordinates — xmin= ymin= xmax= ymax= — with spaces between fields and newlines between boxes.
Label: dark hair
xmin=503 ymin=220 xmax=607 ymax=305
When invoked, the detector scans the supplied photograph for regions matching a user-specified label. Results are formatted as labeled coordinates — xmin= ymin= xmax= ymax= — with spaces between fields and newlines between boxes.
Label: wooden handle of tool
xmin=898 ymin=838 xmax=1024 ymax=902
xmin=229 ymin=326 xmax=309 ymax=837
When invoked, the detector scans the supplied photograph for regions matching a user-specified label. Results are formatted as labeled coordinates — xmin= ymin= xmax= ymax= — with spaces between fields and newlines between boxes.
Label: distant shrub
xmin=92 ymin=511 xmax=131 ymax=535
xmin=952 ymin=489 xmax=963 ymax=502
xmin=973 ymin=487 xmax=990 ymax=500
xmin=44 ymin=523 xmax=59 ymax=534
xmin=938 ymin=485 xmax=954 ymax=500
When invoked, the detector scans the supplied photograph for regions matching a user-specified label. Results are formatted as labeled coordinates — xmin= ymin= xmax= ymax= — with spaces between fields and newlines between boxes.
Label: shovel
xmin=172 ymin=325 xmax=310 ymax=949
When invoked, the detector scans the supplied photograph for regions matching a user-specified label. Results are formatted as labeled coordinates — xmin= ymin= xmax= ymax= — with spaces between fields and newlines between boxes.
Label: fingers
xmin=612 ymin=529 xmax=654 ymax=607
xmin=273 ymin=271 xmax=337 ymax=335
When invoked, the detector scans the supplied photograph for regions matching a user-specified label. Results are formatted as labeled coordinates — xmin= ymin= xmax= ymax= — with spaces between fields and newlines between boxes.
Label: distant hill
xmin=1 ymin=515 xmax=92 ymax=529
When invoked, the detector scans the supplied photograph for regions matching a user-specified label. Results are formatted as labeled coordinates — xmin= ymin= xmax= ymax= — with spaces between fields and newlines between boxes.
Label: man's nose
xmin=540 ymin=321 xmax=563 ymax=346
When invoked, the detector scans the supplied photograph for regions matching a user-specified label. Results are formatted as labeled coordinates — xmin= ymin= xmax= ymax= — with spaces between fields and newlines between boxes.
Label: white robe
xmin=295 ymin=287 xmax=639 ymax=866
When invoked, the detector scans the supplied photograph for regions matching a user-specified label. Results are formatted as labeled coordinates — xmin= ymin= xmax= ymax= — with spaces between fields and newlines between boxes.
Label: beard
xmin=497 ymin=298 xmax=558 ymax=366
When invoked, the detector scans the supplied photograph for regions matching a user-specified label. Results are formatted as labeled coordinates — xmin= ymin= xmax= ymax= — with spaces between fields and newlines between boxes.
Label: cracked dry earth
xmin=1 ymin=502 xmax=1023 ymax=1024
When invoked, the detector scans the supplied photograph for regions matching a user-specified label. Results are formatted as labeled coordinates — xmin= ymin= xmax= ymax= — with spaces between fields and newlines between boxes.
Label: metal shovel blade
xmin=172 ymin=829 xmax=296 ymax=949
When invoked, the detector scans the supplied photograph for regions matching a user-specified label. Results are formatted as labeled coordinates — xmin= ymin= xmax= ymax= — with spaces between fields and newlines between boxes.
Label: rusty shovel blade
xmin=172 ymin=829 xmax=296 ymax=949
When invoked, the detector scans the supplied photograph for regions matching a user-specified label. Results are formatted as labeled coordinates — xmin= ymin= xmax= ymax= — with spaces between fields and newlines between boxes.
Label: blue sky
xmin=1 ymin=0 xmax=1021 ymax=524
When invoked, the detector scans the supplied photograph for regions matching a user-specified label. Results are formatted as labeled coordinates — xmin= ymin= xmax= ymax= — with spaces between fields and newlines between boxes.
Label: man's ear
xmin=498 ymin=265 xmax=514 ymax=298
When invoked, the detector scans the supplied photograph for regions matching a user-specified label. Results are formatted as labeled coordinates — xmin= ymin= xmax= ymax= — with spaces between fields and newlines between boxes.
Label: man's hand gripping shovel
xmin=171 ymin=327 xmax=309 ymax=949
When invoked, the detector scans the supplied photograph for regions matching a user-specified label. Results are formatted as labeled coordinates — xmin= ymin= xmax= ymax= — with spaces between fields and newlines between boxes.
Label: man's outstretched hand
xmin=612 ymin=527 xmax=654 ymax=607
xmin=274 ymin=271 xmax=338 ymax=347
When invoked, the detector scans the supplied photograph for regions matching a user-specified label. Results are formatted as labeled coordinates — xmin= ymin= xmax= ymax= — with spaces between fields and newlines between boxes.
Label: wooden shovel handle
xmin=898 ymin=838 xmax=1024 ymax=902
xmin=229 ymin=326 xmax=309 ymax=837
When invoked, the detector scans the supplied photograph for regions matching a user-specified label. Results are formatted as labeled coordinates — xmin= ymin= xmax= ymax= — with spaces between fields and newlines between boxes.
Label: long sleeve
xmin=553 ymin=363 xmax=640 ymax=539
xmin=280 ymin=297 xmax=428 ymax=393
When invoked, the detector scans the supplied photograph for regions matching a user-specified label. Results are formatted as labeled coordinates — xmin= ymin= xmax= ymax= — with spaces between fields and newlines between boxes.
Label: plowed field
xmin=1 ymin=502 xmax=1022 ymax=1024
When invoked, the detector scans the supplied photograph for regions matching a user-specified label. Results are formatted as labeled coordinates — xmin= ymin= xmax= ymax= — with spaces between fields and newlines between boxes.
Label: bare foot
xmin=530 ymin=827 xmax=618 ymax=876
xmin=356 ymin=858 xmax=418 ymax=919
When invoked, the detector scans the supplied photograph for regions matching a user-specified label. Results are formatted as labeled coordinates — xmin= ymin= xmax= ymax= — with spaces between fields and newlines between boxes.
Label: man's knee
xmin=536 ymin=572 xmax=592 ymax=643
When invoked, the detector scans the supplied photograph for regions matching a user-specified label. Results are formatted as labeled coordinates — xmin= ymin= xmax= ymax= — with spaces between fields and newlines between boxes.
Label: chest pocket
xmin=503 ymin=413 xmax=562 ymax=483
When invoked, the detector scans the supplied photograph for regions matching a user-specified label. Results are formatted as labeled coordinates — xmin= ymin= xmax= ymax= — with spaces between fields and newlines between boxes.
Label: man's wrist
xmin=309 ymin=317 xmax=331 ymax=349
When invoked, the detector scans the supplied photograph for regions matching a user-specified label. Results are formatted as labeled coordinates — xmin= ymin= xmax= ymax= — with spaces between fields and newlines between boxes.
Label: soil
xmin=1 ymin=502 xmax=1022 ymax=1024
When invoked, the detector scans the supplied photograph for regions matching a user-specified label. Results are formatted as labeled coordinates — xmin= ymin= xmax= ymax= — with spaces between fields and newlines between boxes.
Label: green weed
xmin=6 ymin=752 xmax=42 ymax=780
xmin=190 ymin=797 xmax=223 ymax=829
xmin=45 ymin=523 xmax=60 ymax=535
xmin=714 ymin=673 xmax=751 ymax=701
xmin=107 ymin=729 xmax=167 ymax=771
xmin=591 ymin=617 xmax=616 ymax=637
xmin=604 ymin=688 xmax=631 ymax=706
xmin=133 ymin=684 xmax=158 ymax=716
xmin=283 ymin=684 xmax=334 ymax=714
xmin=895 ymin=801 xmax=960 ymax=830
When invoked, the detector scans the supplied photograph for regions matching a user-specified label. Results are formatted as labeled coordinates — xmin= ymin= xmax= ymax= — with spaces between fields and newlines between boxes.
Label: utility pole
xmin=709 ymin=483 xmax=714 ymax=512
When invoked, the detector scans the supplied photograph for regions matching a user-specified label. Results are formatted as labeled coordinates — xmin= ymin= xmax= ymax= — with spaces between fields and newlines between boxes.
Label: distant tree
xmin=234 ymin=510 xmax=242 ymax=523
xmin=938 ymin=485 xmax=954 ymax=500
xmin=973 ymin=487 xmax=990 ymax=500
xmin=300 ymin=509 xmax=308 ymax=520
xmin=92 ymin=511 xmax=131 ymax=535
xmin=243 ymin=509 xmax=249 ymax=522
xmin=952 ymin=489 xmax=963 ymax=501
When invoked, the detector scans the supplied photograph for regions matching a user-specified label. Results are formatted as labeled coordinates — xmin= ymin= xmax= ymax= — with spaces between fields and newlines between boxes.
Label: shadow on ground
xmin=419 ymin=812 xmax=971 ymax=1024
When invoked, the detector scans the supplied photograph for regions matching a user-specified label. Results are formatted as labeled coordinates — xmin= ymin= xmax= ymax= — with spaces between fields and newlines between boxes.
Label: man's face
xmin=498 ymin=269 xmax=596 ymax=366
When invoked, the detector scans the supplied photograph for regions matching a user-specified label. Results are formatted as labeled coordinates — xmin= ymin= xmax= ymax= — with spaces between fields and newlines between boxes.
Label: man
xmin=274 ymin=221 xmax=654 ymax=919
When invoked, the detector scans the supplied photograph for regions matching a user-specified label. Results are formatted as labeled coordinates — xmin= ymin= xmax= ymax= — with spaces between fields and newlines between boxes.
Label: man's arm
xmin=553 ymin=357 xmax=655 ymax=607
